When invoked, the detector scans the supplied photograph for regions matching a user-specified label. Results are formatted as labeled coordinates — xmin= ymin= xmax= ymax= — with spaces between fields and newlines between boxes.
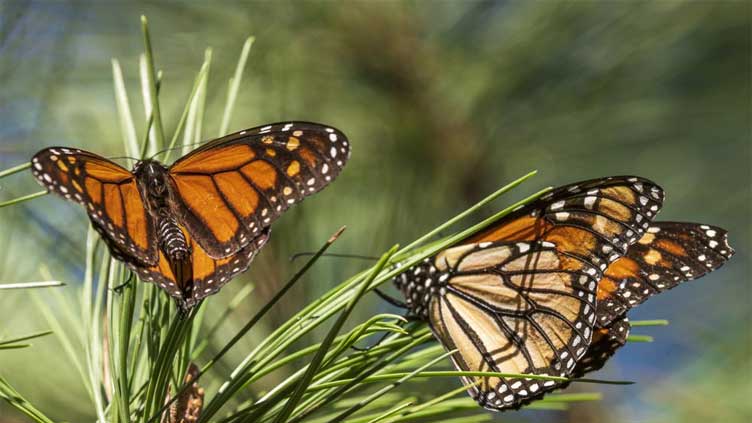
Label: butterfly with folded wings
xmin=391 ymin=176 xmax=733 ymax=410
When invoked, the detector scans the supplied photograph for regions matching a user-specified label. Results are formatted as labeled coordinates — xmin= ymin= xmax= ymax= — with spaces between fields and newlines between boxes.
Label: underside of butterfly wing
xmin=571 ymin=316 xmax=630 ymax=378
xmin=397 ymin=241 xmax=601 ymax=410
xmin=391 ymin=176 xmax=670 ymax=410
xmin=467 ymin=176 xmax=665 ymax=268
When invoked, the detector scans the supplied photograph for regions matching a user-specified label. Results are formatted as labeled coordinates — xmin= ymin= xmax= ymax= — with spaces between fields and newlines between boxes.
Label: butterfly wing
xmin=574 ymin=222 xmax=733 ymax=372
xmin=571 ymin=316 xmax=630 ymax=378
xmin=183 ymin=228 xmax=270 ymax=307
xmin=596 ymin=222 xmax=734 ymax=327
xmin=130 ymin=228 xmax=270 ymax=308
xmin=168 ymin=122 xmax=350 ymax=258
xmin=31 ymin=148 xmax=158 ymax=266
xmin=467 ymin=176 xmax=665 ymax=268
xmin=424 ymin=241 xmax=601 ymax=410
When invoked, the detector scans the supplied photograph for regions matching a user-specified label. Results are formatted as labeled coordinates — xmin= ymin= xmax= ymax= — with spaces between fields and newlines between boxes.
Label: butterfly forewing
xmin=420 ymin=241 xmax=600 ymax=410
xmin=596 ymin=222 xmax=734 ymax=327
xmin=31 ymin=148 xmax=159 ymax=266
xmin=468 ymin=176 xmax=665 ymax=267
xmin=168 ymin=122 xmax=350 ymax=258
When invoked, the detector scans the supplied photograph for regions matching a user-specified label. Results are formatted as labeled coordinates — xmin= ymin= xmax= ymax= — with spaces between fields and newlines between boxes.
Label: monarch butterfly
xmin=392 ymin=176 xmax=733 ymax=410
xmin=31 ymin=122 xmax=350 ymax=309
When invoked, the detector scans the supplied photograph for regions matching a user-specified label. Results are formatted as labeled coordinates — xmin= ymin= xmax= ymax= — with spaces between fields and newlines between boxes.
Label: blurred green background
xmin=0 ymin=1 xmax=749 ymax=422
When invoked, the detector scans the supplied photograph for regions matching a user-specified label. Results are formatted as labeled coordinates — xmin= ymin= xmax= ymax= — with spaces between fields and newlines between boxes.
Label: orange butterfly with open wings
xmin=32 ymin=122 xmax=350 ymax=309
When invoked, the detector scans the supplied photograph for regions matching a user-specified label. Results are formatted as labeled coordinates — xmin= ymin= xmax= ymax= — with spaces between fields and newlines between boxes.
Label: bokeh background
xmin=0 ymin=1 xmax=749 ymax=422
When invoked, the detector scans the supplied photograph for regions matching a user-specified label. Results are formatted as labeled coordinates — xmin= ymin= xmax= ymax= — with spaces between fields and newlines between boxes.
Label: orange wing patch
xmin=85 ymin=177 xmax=103 ymax=205
xmin=213 ymin=172 xmax=260 ymax=217
xmin=297 ymin=146 xmax=318 ymax=168
xmin=84 ymin=160 xmax=133 ymax=182
xmin=103 ymin=184 xmax=124 ymax=228
xmin=595 ymin=222 xmax=734 ymax=327
xmin=286 ymin=160 xmax=301 ymax=177
xmin=173 ymin=174 xmax=240 ymax=244
xmin=286 ymin=136 xmax=300 ymax=151
xmin=31 ymin=147 xmax=158 ymax=266
xmin=469 ymin=215 xmax=548 ymax=243
xmin=241 ymin=161 xmax=278 ymax=190
xmin=654 ymin=238 xmax=687 ymax=257
xmin=170 ymin=144 xmax=255 ymax=174
xmin=121 ymin=182 xmax=150 ymax=250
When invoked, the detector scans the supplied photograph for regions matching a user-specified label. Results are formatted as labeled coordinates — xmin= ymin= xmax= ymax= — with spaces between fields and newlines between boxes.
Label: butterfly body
xmin=31 ymin=122 xmax=350 ymax=309
xmin=128 ymin=160 xmax=184 ymax=259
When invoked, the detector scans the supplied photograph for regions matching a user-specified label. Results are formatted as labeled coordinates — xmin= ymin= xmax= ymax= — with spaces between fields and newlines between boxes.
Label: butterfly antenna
xmin=149 ymin=139 xmax=215 ymax=162
xmin=107 ymin=155 xmax=142 ymax=163
xmin=289 ymin=252 xmax=380 ymax=263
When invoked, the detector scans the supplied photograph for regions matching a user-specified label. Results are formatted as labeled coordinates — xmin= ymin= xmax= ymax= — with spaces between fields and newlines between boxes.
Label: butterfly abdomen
xmin=158 ymin=217 xmax=190 ymax=260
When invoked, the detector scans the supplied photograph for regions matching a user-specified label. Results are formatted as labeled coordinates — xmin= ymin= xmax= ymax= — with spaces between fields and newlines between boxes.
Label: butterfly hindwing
xmin=130 ymin=228 xmax=271 ymax=308
xmin=414 ymin=241 xmax=600 ymax=410
xmin=572 ymin=316 xmax=630 ymax=378
xmin=168 ymin=122 xmax=350 ymax=258
xmin=596 ymin=222 xmax=734 ymax=327
xmin=31 ymin=148 xmax=158 ymax=266
xmin=185 ymin=229 xmax=270 ymax=307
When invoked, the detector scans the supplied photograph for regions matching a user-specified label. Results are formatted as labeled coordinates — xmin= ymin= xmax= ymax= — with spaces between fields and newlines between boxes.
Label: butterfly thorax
xmin=393 ymin=258 xmax=448 ymax=320
xmin=134 ymin=160 xmax=171 ymax=209
xmin=134 ymin=160 xmax=191 ymax=261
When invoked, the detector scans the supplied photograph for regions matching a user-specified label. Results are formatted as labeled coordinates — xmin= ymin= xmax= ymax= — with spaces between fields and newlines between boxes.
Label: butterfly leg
xmin=351 ymin=331 xmax=394 ymax=352
xmin=350 ymin=289 xmax=417 ymax=351
xmin=374 ymin=288 xmax=407 ymax=309
xmin=111 ymin=270 xmax=135 ymax=293
xmin=350 ymin=318 xmax=424 ymax=352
